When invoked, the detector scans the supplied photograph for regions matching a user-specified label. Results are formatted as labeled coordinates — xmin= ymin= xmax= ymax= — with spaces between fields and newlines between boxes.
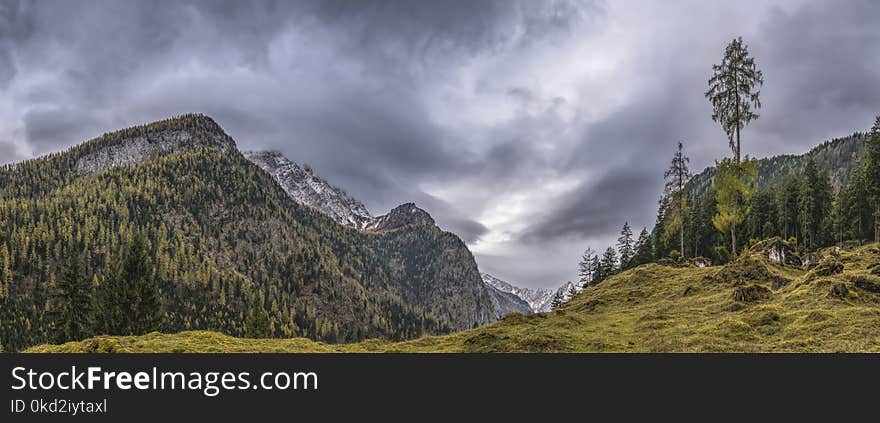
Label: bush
xmin=713 ymin=246 xmax=731 ymax=264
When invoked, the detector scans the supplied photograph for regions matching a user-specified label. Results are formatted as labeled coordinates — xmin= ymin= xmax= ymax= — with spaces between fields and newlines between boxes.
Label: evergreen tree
xmin=705 ymin=37 xmax=764 ymax=164
xmin=778 ymin=174 xmax=802 ymax=242
xmin=99 ymin=233 xmax=162 ymax=336
xmin=47 ymin=255 xmax=94 ymax=343
xmin=578 ymin=248 xmax=596 ymax=287
xmin=566 ymin=284 xmax=578 ymax=299
xmin=663 ymin=141 xmax=692 ymax=257
xmin=246 ymin=306 xmax=271 ymax=338
xmin=631 ymin=227 xmax=654 ymax=267
xmin=617 ymin=222 xmax=635 ymax=269
xmin=866 ymin=117 xmax=880 ymax=243
xmin=798 ymin=158 xmax=833 ymax=250
xmin=713 ymin=159 xmax=758 ymax=257
xmin=595 ymin=247 xmax=618 ymax=283
xmin=550 ymin=291 xmax=564 ymax=309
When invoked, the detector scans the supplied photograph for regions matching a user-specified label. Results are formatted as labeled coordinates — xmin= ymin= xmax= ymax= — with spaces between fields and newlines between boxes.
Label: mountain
xmin=246 ymin=150 xmax=499 ymax=321
xmin=481 ymin=273 xmax=577 ymax=313
xmin=687 ymin=132 xmax=867 ymax=197
xmin=244 ymin=151 xmax=374 ymax=229
xmin=0 ymin=114 xmax=492 ymax=351
xmin=484 ymin=282 xmax=531 ymax=318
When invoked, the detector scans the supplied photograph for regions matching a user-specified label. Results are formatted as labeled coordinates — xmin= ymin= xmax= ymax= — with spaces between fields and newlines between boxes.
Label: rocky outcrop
xmin=750 ymin=238 xmax=801 ymax=267
xmin=74 ymin=118 xmax=235 ymax=175
xmin=245 ymin=151 xmax=374 ymax=229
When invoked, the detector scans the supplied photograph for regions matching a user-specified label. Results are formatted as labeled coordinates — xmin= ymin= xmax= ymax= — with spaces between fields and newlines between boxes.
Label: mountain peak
xmin=73 ymin=113 xmax=236 ymax=175
xmin=366 ymin=202 xmax=436 ymax=231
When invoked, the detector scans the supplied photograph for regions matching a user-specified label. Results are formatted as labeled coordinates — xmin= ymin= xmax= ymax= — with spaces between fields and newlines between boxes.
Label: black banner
xmin=1 ymin=354 xmax=875 ymax=420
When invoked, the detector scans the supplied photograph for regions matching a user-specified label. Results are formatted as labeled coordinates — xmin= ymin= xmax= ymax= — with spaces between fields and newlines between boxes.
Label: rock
xmin=829 ymin=283 xmax=849 ymax=298
xmin=692 ymin=257 xmax=712 ymax=268
xmin=801 ymin=253 xmax=820 ymax=270
xmin=749 ymin=237 xmax=801 ymax=267
xmin=852 ymin=276 xmax=880 ymax=293
xmin=732 ymin=284 xmax=772 ymax=302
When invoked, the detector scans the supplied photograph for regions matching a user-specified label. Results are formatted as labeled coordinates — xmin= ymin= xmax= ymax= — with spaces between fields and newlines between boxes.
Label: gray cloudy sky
xmin=1 ymin=0 xmax=879 ymax=288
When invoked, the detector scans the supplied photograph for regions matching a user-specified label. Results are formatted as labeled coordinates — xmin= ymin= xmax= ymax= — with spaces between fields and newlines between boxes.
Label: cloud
xmin=2 ymin=0 xmax=878 ymax=288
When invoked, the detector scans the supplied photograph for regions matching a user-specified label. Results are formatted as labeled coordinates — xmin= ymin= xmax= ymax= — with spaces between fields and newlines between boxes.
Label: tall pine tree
xmin=705 ymin=37 xmax=764 ymax=164
xmin=47 ymin=254 xmax=94 ymax=343
xmin=866 ymin=117 xmax=880 ymax=244
xmin=617 ymin=222 xmax=634 ymax=269
xmin=578 ymin=248 xmax=597 ymax=287
xmin=663 ymin=141 xmax=692 ymax=256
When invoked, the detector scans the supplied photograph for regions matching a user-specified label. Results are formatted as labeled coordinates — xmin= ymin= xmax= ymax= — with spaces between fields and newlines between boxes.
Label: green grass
xmin=27 ymin=243 xmax=880 ymax=353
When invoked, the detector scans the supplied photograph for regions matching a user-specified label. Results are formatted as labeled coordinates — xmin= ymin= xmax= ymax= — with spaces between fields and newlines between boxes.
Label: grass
xmin=26 ymin=243 xmax=880 ymax=353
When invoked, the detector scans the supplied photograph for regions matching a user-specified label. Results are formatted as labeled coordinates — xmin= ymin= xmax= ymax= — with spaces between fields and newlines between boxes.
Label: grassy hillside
xmin=29 ymin=241 xmax=880 ymax=353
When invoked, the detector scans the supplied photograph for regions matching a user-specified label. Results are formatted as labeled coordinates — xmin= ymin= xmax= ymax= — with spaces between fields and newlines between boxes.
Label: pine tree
xmin=246 ymin=306 xmax=271 ymax=338
xmin=617 ymin=222 xmax=635 ymax=269
xmin=631 ymin=227 xmax=653 ymax=267
xmin=550 ymin=291 xmax=564 ymax=309
xmin=47 ymin=255 xmax=94 ymax=343
xmin=705 ymin=37 xmax=764 ymax=164
xmin=578 ymin=248 xmax=596 ymax=287
xmin=664 ymin=142 xmax=692 ymax=257
xmin=595 ymin=247 xmax=618 ymax=284
xmin=99 ymin=233 xmax=162 ymax=336
xmin=567 ymin=284 xmax=578 ymax=300
xmin=866 ymin=116 xmax=880 ymax=244
xmin=778 ymin=174 xmax=802 ymax=242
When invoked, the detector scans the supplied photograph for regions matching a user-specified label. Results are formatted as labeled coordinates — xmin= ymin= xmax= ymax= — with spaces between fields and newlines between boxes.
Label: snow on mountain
xmin=481 ymin=274 xmax=582 ymax=313
xmin=485 ymin=282 xmax=532 ymax=318
xmin=245 ymin=151 xmax=375 ymax=229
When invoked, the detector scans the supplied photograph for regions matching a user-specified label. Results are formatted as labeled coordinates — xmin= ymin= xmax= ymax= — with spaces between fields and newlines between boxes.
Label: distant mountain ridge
xmin=686 ymin=132 xmax=867 ymax=197
xmin=481 ymin=274 xmax=580 ymax=313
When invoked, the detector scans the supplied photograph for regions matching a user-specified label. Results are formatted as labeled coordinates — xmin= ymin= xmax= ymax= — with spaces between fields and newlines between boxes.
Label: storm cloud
xmin=1 ymin=0 xmax=878 ymax=288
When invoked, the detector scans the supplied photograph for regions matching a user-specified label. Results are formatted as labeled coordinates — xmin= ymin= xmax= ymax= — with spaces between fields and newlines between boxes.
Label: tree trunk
xmin=735 ymin=125 xmax=741 ymax=164
xmin=731 ymin=223 xmax=737 ymax=259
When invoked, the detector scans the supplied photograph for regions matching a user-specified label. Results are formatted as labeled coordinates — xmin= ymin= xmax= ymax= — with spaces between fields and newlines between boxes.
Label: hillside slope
xmin=0 ymin=114 xmax=492 ymax=351
xmin=31 ymin=241 xmax=880 ymax=353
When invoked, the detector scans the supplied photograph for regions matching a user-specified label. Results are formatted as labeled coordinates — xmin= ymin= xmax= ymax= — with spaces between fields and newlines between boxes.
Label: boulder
xmin=692 ymin=257 xmax=712 ymax=268
xmin=852 ymin=276 xmax=880 ymax=293
xmin=801 ymin=253 xmax=820 ymax=270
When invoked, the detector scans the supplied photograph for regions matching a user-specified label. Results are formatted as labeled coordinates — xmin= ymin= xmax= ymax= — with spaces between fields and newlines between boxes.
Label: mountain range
xmin=0 ymin=114 xmax=497 ymax=351
xmin=243 ymin=149 xmax=578 ymax=315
